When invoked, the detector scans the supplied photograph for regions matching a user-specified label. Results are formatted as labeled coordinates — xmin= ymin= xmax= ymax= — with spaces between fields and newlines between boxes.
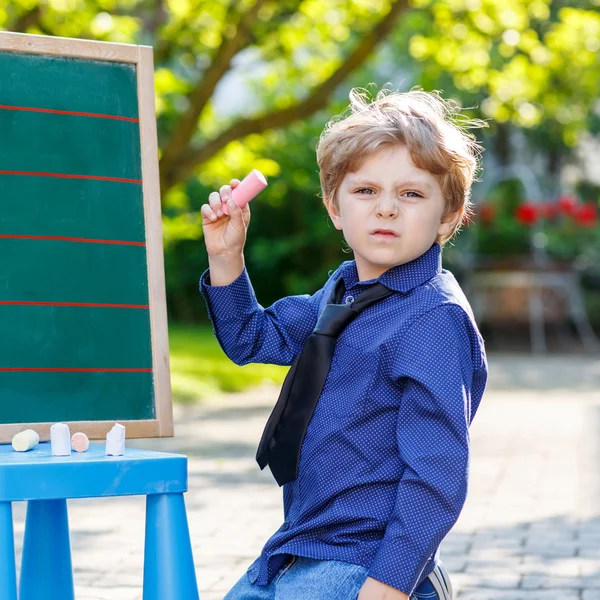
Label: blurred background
xmin=2 ymin=0 xmax=599 ymax=401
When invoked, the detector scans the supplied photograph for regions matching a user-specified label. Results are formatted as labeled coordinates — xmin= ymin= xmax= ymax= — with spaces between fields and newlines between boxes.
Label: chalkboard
xmin=0 ymin=32 xmax=172 ymax=443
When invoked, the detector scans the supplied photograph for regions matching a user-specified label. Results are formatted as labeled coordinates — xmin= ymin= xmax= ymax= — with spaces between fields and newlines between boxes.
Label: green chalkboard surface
xmin=0 ymin=33 xmax=172 ymax=441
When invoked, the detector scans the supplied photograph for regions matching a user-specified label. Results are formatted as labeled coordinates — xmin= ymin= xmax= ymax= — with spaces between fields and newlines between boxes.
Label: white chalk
xmin=50 ymin=423 xmax=71 ymax=456
xmin=106 ymin=423 xmax=126 ymax=456
xmin=12 ymin=429 xmax=39 ymax=452
xmin=71 ymin=432 xmax=89 ymax=453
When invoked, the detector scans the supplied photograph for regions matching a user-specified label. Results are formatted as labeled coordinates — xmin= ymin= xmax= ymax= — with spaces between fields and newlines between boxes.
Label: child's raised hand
xmin=200 ymin=179 xmax=251 ymax=257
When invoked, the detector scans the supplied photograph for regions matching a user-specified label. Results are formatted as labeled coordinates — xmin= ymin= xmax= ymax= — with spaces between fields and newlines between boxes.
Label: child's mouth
xmin=371 ymin=230 xmax=398 ymax=239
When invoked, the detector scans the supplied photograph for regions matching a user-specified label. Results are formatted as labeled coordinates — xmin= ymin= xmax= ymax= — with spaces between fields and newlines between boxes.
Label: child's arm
xmin=365 ymin=303 xmax=487 ymax=597
xmin=199 ymin=181 xmax=326 ymax=366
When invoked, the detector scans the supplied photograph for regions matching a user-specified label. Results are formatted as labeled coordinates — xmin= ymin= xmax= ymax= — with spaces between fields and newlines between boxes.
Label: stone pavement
xmin=10 ymin=354 xmax=600 ymax=599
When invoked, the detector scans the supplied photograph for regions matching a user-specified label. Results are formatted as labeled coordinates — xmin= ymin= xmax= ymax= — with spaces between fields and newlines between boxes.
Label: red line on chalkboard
xmin=0 ymin=368 xmax=152 ymax=372
xmin=0 ymin=301 xmax=149 ymax=309
xmin=0 ymin=171 xmax=142 ymax=184
xmin=0 ymin=234 xmax=146 ymax=246
xmin=0 ymin=104 xmax=139 ymax=122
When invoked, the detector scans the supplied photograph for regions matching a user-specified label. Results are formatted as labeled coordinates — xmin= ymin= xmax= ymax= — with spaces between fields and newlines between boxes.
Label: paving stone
xmin=521 ymin=575 xmax=581 ymax=589
xmin=519 ymin=556 xmax=581 ymax=577
xmin=461 ymin=570 xmax=521 ymax=588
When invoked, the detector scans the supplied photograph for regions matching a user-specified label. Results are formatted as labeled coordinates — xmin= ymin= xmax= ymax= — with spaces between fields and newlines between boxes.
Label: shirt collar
xmin=339 ymin=243 xmax=442 ymax=294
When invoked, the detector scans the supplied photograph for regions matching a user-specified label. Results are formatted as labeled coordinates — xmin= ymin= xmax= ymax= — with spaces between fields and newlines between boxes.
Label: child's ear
xmin=437 ymin=207 xmax=464 ymax=238
xmin=324 ymin=195 xmax=343 ymax=231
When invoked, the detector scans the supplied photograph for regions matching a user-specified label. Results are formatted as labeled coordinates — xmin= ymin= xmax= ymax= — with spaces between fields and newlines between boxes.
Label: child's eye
xmin=403 ymin=191 xmax=423 ymax=198
xmin=355 ymin=188 xmax=375 ymax=195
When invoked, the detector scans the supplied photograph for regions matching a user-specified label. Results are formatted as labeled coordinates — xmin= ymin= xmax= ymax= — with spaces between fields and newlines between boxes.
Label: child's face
xmin=325 ymin=145 xmax=462 ymax=281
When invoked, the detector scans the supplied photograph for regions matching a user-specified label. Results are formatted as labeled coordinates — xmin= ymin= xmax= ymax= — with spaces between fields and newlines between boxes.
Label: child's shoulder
xmin=408 ymin=268 xmax=477 ymax=327
xmin=326 ymin=260 xmax=353 ymax=280
xmin=322 ymin=260 xmax=353 ymax=292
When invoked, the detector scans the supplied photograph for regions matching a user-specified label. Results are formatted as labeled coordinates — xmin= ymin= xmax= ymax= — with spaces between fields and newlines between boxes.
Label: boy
xmin=199 ymin=88 xmax=488 ymax=599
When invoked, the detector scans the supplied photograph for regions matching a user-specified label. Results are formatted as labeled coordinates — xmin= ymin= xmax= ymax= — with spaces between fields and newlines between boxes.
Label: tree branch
xmin=164 ymin=0 xmax=409 ymax=191
xmin=11 ymin=5 xmax=42 ymax=32
xmin=159 ymin=0 xmax=270 ymax=179
xmin=146 ymin=0 xmax=169 ymax=35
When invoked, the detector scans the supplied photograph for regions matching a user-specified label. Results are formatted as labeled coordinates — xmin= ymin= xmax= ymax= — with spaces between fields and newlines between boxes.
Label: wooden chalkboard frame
xmin=0 ymin=31 xmax=173 ymax=442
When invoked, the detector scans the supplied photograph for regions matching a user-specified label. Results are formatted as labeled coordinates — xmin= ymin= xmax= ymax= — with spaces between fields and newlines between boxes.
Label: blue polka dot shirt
xmin=200 ymin=243 xmax=488 ymax=595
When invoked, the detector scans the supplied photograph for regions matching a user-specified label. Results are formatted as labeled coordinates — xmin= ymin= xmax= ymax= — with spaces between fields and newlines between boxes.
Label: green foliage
xmin=169 ymin=323 xmax=286 ymax=401
xmin=395 ymin=0 xmax=600 ymax=147
xmin=471 ymin=179 xmax=532 ymax=257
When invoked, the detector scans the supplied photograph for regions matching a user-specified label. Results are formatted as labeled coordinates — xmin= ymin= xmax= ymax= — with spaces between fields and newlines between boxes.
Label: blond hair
xmin=316 ymin=87 xmax=486 ymax=245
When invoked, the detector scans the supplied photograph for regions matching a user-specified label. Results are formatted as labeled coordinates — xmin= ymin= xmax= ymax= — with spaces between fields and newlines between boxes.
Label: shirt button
xmin=281 ymin=522 xmax=290 ymax=531
xmin=345 ymin=295 xmax=354 ymax=304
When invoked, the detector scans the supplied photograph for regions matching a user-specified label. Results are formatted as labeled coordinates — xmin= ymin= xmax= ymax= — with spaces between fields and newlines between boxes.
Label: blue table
xmin=0 ymin=442 xmax=200 ymax=600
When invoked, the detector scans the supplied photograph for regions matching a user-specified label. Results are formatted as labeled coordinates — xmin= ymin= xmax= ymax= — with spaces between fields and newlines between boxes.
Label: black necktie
xmin=255 ymin=277 xmax=394 ymax=486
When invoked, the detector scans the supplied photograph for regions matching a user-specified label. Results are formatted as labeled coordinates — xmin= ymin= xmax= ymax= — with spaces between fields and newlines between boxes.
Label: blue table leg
xmin=0 ymin=502 xmax=17 ymax=600
xmin=143 ymin=492 xmax=199 ymax=600
xmin=19 ymin=499 xmax=75 ymax=600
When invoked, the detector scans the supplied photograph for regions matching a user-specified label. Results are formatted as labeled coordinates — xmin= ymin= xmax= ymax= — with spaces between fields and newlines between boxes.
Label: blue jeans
xmin=223 ymin=556 xmax=452 ymax=600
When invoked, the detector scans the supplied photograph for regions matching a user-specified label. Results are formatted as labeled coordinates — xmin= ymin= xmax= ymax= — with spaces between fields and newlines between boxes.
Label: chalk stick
xmin=71 ymin=432 xmax=89 ymax=453
xmin=12 ymin=429 xmax=39 ymax=452
xmin=106 ymin=423 xmax=126 ymax=456
xmin=50 ymin=423 xmax=71 ymax=456
xmin=222 ymin=169 xmax=268 ymax=215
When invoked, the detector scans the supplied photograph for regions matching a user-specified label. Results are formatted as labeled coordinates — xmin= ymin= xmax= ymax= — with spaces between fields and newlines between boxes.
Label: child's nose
xmin=375 ymin=195 xmax=398 ymax=217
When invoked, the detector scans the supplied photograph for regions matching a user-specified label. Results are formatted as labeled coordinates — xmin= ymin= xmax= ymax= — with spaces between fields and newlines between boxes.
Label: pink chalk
xmin=222 ymin=169 xmax=268 ymax=215
xmin=71 ymin=432 xmax=89 ymax=453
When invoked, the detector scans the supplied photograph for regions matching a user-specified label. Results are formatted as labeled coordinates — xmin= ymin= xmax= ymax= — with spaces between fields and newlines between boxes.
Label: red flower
xmin=573 ymin=202 xmax=598 ymax=227
xmin=479 ymin=205 xmax=495 ymax=224
xmin=539 ymin=203 xmax=560 ymax=219
xmin=515 ymin=202 xmax=539 ymax=225
xmin=557 ymin=194 xmax=579 ymax=215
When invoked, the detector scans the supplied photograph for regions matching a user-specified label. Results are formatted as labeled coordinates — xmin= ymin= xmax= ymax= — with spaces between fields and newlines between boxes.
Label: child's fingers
xmin=220 ymin=184 xmax=232 ymax=202
xmin=229 ymin=199 xmax=250 ymax=229
xmin=226 ymin=197 xmax=245 ymax=228
xmin=208 ymin=191 xmax=223 ymax=217
xmin=230 ymin=178 xmax=240 ymax=189
xmin=200 ymin=204 xmax=217 ymax=222
xmin=219 ymin=184 xmax=233 ymax=215
xmin=240 ymin=202 xmax=251 ymax=225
